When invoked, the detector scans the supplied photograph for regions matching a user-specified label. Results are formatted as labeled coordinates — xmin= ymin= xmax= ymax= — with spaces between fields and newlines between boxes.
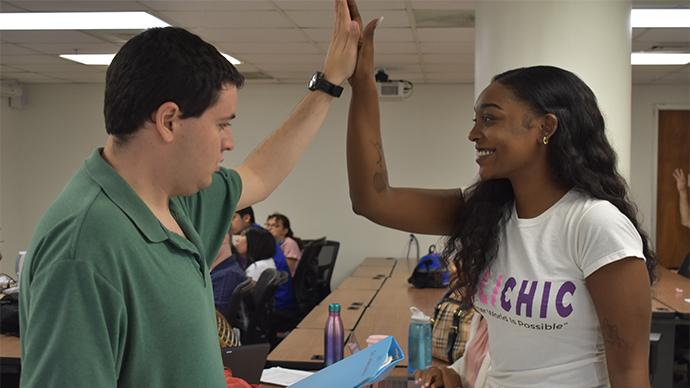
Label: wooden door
xmin=656 ymin=110 xmax=690 ymax=268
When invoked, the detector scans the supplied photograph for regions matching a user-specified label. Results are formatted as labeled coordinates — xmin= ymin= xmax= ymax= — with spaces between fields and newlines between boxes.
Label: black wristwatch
xmin=308 ymin=71 xmax=343 ymax=98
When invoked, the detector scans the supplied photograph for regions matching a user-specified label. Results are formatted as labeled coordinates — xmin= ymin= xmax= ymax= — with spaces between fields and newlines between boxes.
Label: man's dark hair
xmin=104 ymin=27 xmax=244 ymax=142
xmin=237 ymin=206 xmax=255 ymax=225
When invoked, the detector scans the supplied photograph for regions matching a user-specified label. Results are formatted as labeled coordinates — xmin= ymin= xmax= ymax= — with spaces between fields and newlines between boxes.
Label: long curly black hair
xmin=442 ymin=66 xmax=657 ymax=311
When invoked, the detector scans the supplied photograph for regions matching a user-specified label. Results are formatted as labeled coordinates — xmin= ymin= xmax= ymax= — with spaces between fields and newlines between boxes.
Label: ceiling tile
xmin=17 ymin=63 xmax=104 ymax=73
xmin=191 ymin=28 xmax=309 ymax=43
xmin=420 ymin=41 xmax=473 ymax=54
xmin=216 ymin=42 xmax=321 ymax=55
xmin=0 ymin=43 xmax=40 ymax=55
xmin=417 ymin=28 xmax=474 ymax=42
xmin=633 ymin=28 xmax=690 ymax=43
xmin=160 ymin=10 xmax=292 ymax=29
xmin=1 ymin=54 xmax=72 ymax=65
xmin=239 ymin=53 xmax=325 ymax=65
xmin=141 ymin=1 xmax=276 ymax=11
xmin=409 ymin=1 xmax=475 ymax=10
xmin=20 ymin=42 xmax=121 ymax=55
xmin=375 ymin=42 xmax=418 ymax=55
xmin=423 ymin=54 xmax=473 ymax=65
xmin=2 ymin=1 xmax=145 ymax=12
xmin=1 ymin=30 xmax=105 ymax=44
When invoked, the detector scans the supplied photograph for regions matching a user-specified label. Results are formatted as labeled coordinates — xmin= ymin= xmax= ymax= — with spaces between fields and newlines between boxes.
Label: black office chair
xmin=223 ymin=277 xmax=255 ymax=335
xmin=243 ymin=269 xmax=289 ymax=347
xmin=272 ymin=238 xmax=340 ymax=336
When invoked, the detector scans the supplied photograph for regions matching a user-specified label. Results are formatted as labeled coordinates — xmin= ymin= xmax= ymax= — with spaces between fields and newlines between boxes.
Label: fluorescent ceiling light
xmin=60 ymin=54 xmax=116 ymax=66
xmin=222 ymin=54 xmax=241 ymax=65
xmin=631 ymin=9 xmax=690 ymax=28
xmin=61 ymin=53 xmax=242 ymax=66
xmin=0 ymin=12 xmax=169 ymax=30
xmin=631 ymin=53 xmax=690 ymax=65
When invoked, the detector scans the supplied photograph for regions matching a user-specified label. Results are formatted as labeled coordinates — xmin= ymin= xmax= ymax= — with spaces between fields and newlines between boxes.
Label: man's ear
xmin=242 ymin=214 xmax=252 ymax=225
xmin=153 ymin=102 xmax=181 ymax=143
xmin=540 ymin=113 xmax=559 ymax=144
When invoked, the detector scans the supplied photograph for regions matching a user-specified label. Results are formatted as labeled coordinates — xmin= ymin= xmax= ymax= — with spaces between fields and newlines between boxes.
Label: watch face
xmin=308 ymin=72 xmax=321 ymax=90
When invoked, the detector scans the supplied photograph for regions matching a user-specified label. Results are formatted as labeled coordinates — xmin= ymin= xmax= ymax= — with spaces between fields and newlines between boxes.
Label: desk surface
xmin=371 ymin=280 xmax=445 ymax=316
xmin=336 ymin=276 xmax=386 ymax=290
xmin=267 ymin=328 xmax=352 ymax=364
xmin=297 ymin=301 xmax=368 ymax=330
xmin=353 ymin=306 xmax=447 ymax=369
xmin=653 ymin=267 xmax=690 ymax=316
xmin=351 ymin=265 xmax=394 ymax=279
xmin=0 ymin=334 xmax=20 ymax=359
xmin=360 ymin=257 xmax=398 ymax=268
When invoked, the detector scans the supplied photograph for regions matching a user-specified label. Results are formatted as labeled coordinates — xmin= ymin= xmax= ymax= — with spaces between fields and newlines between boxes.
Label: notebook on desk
xmin=220 ymin=343 xmax=270 ymax=385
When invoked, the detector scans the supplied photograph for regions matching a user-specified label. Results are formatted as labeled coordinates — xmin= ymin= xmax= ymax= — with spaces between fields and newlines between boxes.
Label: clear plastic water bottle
xmin=324 ymin=303 xmax=344 ymax=366
xmin=408 ymin=306 xmax=432 ymax=373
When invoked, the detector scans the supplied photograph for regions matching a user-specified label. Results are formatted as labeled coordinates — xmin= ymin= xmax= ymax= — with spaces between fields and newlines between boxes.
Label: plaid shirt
xmin=211 ymin=255 xmax=247 ymax=314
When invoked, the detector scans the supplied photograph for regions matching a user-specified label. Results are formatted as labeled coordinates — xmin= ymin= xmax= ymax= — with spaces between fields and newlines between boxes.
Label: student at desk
xmin=345 ymin=1 xmax=656 ymax=386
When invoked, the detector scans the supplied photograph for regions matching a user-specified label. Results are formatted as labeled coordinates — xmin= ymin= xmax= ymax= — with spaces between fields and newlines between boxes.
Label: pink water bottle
xmin=324 ymin=303 xmax=344 ymax=366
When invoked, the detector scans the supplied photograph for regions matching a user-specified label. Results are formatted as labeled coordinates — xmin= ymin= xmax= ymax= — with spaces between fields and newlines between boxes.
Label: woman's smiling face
xmin=469 ymin=81 xmax=547 ymax=184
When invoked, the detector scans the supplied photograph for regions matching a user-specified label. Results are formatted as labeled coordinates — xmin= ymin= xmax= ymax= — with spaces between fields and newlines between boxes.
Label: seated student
xmin=210 ymin=231 xmax=247 ymax=314
xmin=237 ymin=226 xmax=278 ymax=282
xmin=232 ymin=207 xmax=295 ymax=310
xmin=266 ymin=213 xmax=304 ymax=277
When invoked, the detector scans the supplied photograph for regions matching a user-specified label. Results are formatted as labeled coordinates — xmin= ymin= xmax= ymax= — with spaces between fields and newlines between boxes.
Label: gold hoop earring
xmin=543 ymin=137 xmax=549 ymax=145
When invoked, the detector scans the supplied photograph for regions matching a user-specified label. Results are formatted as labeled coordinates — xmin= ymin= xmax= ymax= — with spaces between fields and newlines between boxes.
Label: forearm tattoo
xmin=371 ymin=140 xmax=387 ymax=193
xmin=602 ymin=319 xmax=627 ymax=348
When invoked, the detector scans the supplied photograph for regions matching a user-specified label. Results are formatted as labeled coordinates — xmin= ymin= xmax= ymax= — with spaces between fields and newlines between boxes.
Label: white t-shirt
xmin=474 ymin=190 xmax=644 ymax=387
xmin=244 ymin=258 xmax=276 ymax=281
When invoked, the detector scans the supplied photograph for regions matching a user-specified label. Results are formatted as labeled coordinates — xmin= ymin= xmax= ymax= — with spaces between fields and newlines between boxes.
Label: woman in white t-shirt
xmin=236 ymin=226 xmax=277 ymax=282
xmin=345 ymin=2 xmax=656 ymax=387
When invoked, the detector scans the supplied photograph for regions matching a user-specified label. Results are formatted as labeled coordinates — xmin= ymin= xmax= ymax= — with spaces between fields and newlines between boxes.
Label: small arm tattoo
xmin=602 ymin=319 xmax=627 ymax=348
xmin=371 ymin=140 xmax=385 ymax=170
xmin=373 ymin=172 xmax=388 ymax=193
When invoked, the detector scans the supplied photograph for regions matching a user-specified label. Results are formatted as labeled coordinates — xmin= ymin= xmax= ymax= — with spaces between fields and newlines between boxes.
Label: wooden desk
xmin=317 ymin=289 xmax=378 ymax=310
xmin=390 ymin=258 xmax=417 ymax=278
xmin=353 ymin=307 xmax=446 ymax=369
xmin=650 ymin=267 xmax=690 ymax=388
xmin=297 ymin=302 xmax=366 ymax=331
xmin=653 ymin=266 xmax=690 ymax=318
xmin=336 ymin=276 xmax=386 ymax=291
xmin=0 ymin=334 xmax=21 ymax=375
xmin=351 ymin=265 xmax=393 ymax=279
xmin=267 ymin=328 xmax=352 ymax=364
xmin=371 ymin=280 xmax=446 ymax=315
xmin=360 ymin=257 xmax=398 ymax=268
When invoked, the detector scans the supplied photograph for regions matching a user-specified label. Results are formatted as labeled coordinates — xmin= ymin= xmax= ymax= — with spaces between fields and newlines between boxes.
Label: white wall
xmin=2 ymin=81 xmax=688 ymax=286
xmin=0 ymin=82 xmax=476 ymax=288
xmin=630 ymin=84 xmax=690 ymax=247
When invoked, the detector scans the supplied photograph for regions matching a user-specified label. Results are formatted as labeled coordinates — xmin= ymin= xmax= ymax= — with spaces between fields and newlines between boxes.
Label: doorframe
xmin=650 ymin=103 xmax=690 ymax=250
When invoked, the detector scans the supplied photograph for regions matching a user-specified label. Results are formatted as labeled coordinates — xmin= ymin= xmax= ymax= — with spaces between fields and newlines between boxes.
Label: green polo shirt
xmin=19 ymin=148 xmax=242 ymax=388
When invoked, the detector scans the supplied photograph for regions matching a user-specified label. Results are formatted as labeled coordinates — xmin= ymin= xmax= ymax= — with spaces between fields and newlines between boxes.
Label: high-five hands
xmin=321 ymin=0 xmax=362 ymax=86
xmin=346 ymin=0 xmax=381 ymax=85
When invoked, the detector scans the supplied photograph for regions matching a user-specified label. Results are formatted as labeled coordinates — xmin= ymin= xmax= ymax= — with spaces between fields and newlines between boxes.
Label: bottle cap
xmin=329 ymin=303 xmax=341 ymax=313
xmin=410 ymin=306 xmax=431 ymax=324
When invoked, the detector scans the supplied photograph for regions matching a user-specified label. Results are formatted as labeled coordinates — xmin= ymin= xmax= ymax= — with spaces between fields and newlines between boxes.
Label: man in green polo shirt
xmin=18 ymin=1 xmax=360 ymax=387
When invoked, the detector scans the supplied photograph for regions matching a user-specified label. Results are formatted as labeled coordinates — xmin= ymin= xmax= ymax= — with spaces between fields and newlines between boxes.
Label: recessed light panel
xmin=0 ymin=12 xmax=170 ymax=30
xmin=632 ymin=9 xmax=690 ymax=28
xmin=631 ymin=53 xmax=690 ymax=65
